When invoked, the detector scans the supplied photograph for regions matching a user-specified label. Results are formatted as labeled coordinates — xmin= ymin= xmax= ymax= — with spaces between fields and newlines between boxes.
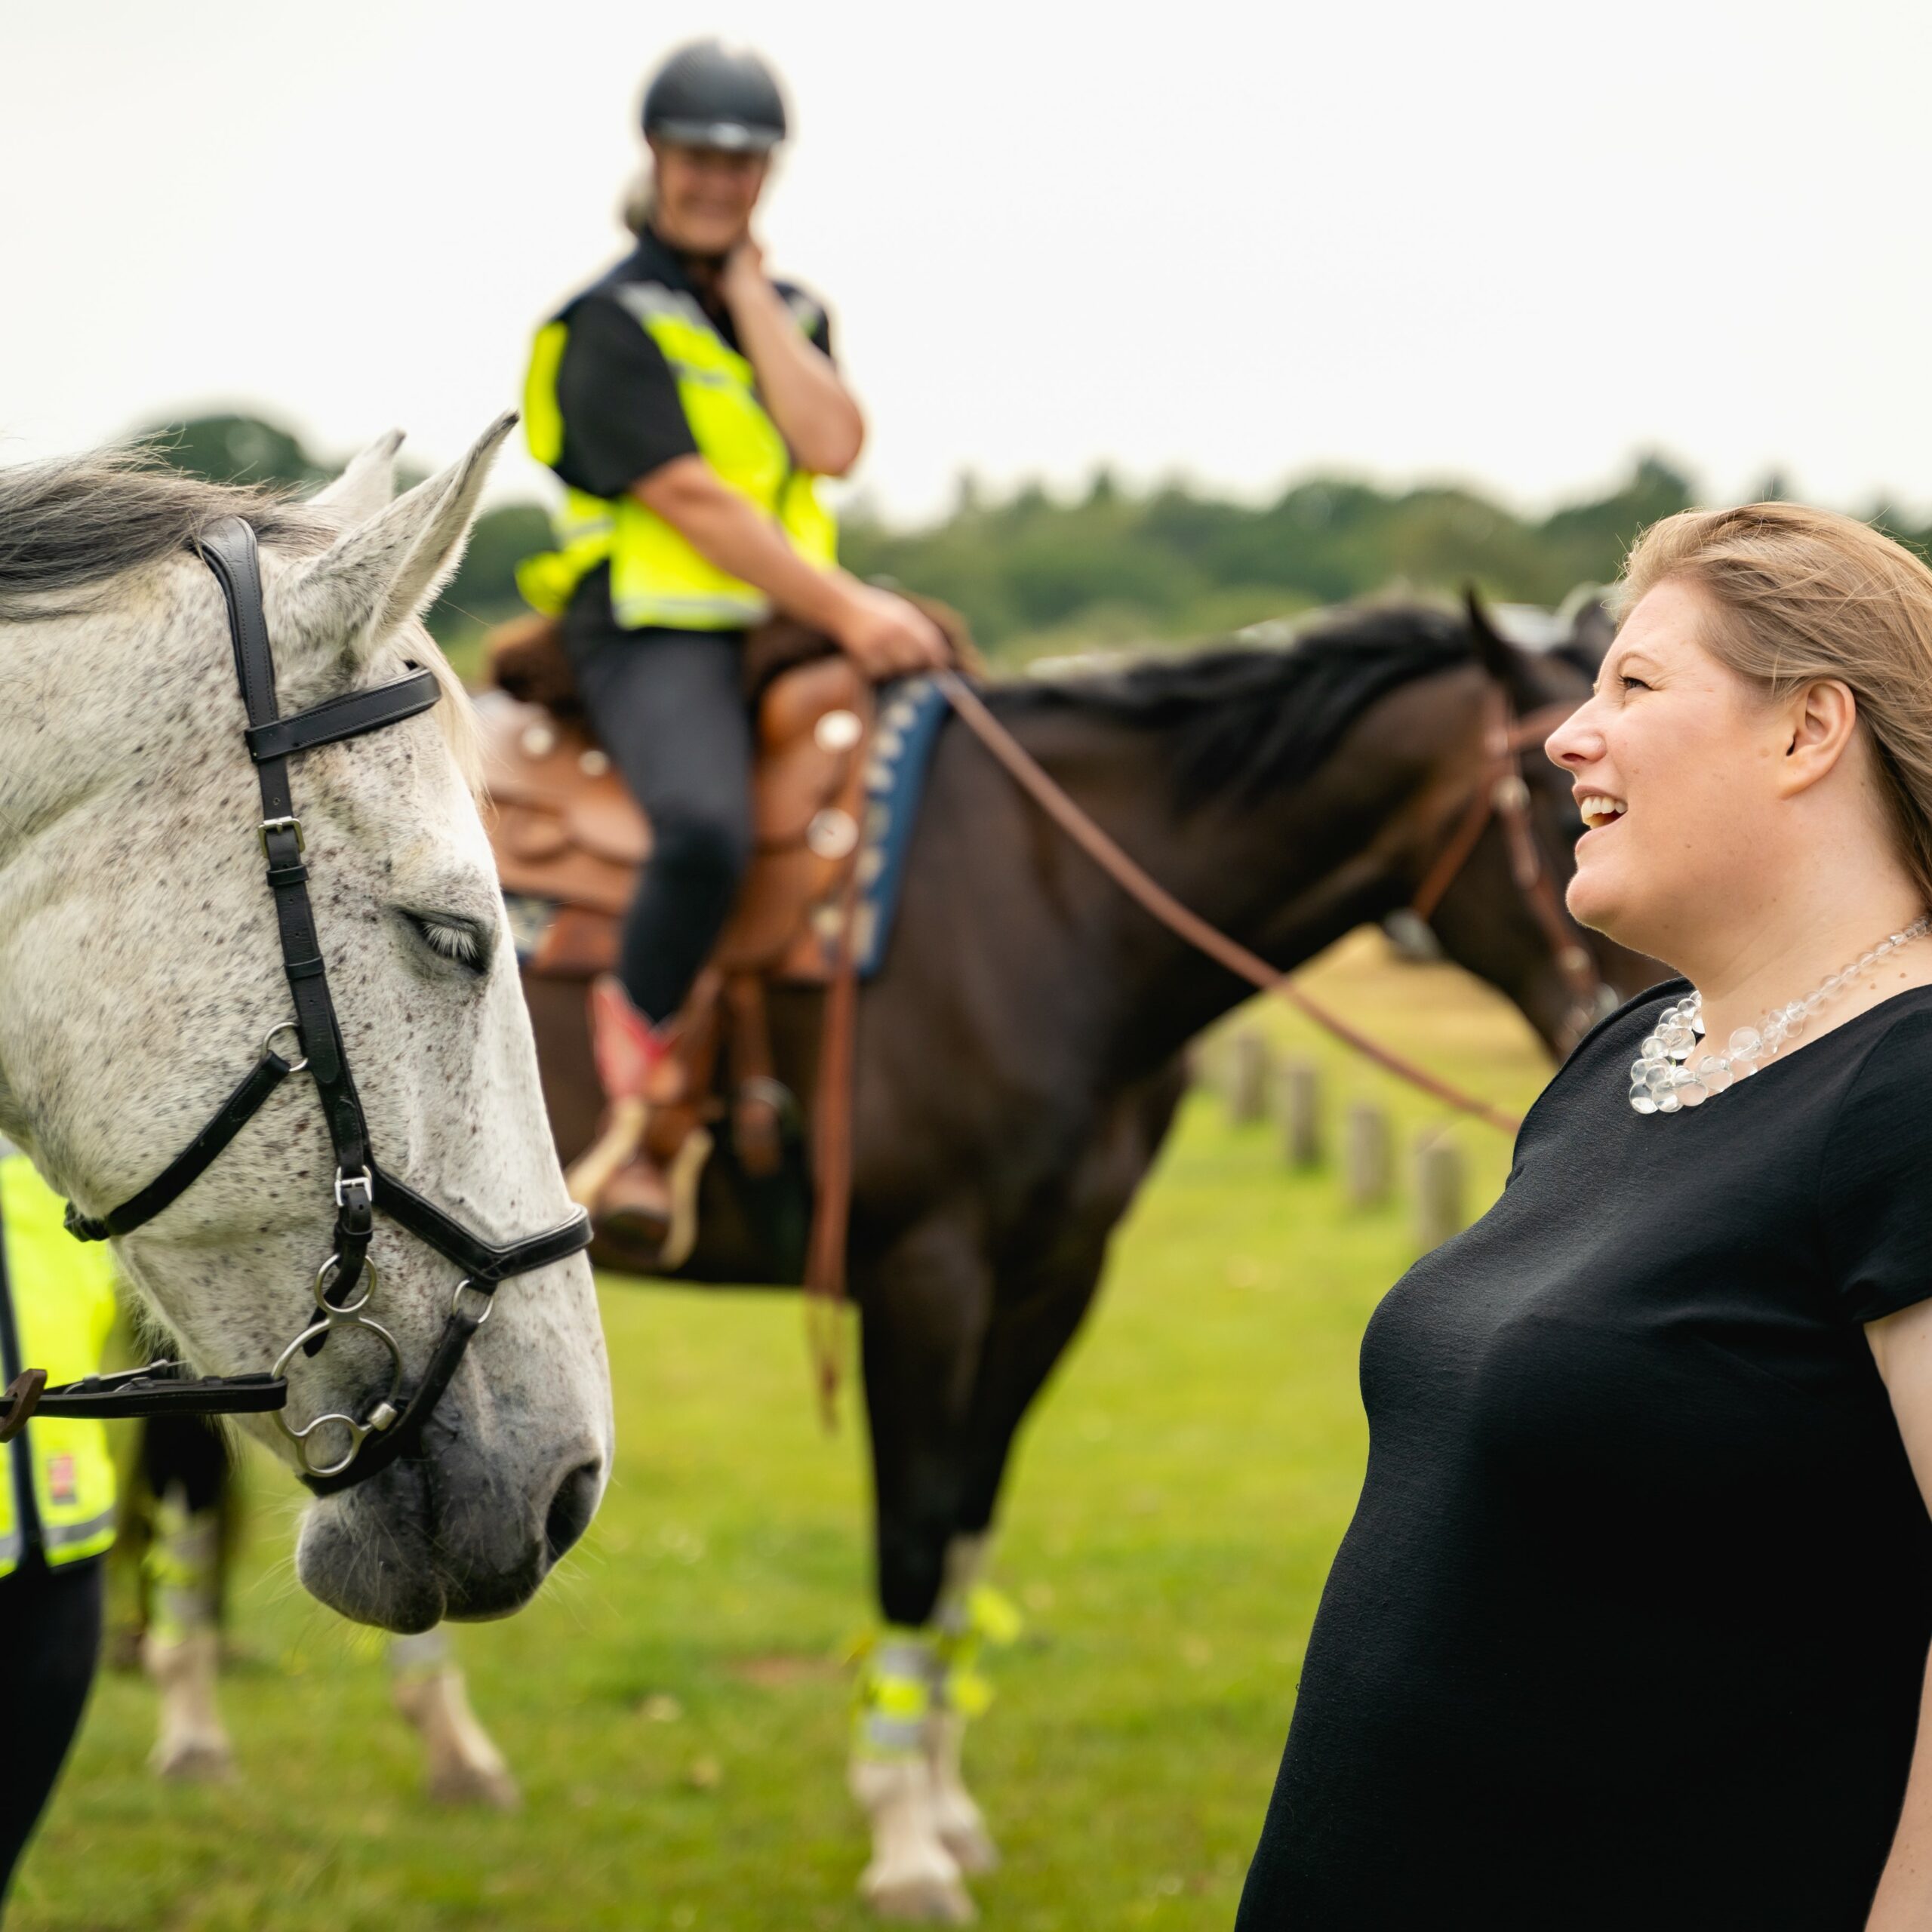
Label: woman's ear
xmin=1776 ymin=678 xmax=1860 ymax=797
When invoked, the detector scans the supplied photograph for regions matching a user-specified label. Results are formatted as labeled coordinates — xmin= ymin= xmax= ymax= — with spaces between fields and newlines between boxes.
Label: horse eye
xmin=399 ymin=910 xmax=494 ymax=977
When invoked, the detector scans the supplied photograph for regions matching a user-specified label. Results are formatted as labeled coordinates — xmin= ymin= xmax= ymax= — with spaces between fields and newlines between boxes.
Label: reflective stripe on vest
xmin=517 ymin=281 xmax=838 ymax=630
xmin=0 ymin=1155 xmax=119 ymax=1576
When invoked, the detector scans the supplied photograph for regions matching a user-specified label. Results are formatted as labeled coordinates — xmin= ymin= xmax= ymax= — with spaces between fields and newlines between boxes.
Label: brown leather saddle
xmin=481 ymin=623 xmax=874 ymax=990
xmin=478 ymin=616 xmax=881 ymax=1257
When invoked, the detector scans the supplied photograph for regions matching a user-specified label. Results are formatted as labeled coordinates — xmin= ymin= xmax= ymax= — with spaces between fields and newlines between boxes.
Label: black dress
xmin=1238 ymin=983 xmax=1932 ymax=1930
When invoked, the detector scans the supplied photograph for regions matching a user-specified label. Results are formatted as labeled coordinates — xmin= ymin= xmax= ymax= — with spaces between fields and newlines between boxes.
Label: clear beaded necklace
xmin=1629 ymin=915 xmax=1932 ymax=1115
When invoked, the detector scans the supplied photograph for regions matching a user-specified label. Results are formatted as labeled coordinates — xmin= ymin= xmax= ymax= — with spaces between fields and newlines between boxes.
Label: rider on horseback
xmin=519 ymin=39 xmax=946 ymax=1242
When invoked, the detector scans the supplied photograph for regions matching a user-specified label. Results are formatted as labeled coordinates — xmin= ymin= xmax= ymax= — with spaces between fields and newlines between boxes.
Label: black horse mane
xmin=994 ymin=603 xmax=1475 ymax=807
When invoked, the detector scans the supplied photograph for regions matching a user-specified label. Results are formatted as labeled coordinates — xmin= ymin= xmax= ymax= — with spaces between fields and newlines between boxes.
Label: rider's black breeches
xmin=565 ymin=586 xmax=753 ymax=1027
xmin=0 ymin=1553 xmax=103 ymax=1903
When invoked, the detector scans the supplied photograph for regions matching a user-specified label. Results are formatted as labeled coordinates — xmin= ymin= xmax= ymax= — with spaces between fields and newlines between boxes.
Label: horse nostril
xmin=544 ymin=1459 xmax=601 ymax=1564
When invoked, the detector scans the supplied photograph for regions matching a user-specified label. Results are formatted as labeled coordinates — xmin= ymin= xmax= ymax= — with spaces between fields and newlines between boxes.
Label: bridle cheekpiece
xmin=0 ymin=518 xmax=590 ymax=1494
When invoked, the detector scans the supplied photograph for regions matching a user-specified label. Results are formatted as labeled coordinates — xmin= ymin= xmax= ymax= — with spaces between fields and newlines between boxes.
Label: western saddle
xmin=478 ymin=611 xmax=962 ymax=1275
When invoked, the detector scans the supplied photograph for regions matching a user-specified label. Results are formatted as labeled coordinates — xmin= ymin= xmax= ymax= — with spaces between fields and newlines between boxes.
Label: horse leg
xmin=143 ymin=1481 xmax=231 ymax=1780
xmin=140 ymin=1417 xmax=235 ymax=1783
xmin=389 ymin=1627 xmax=520 ymax=1810
xmin=850 ymin=1218 xmax=994 ymax=1924
xmin=924 ymin=1530 xmax=1006 ymax=1875
xmin=926 ymin=1257 xmax=1108 ymax=1881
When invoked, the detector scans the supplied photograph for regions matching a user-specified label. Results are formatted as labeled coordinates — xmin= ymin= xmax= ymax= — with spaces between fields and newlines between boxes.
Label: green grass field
xmin=13 ymin=935 xmax=1558 ymax=1931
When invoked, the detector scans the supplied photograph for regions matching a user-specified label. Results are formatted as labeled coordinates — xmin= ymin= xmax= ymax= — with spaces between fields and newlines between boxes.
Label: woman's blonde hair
xmin=1619 ymin=502 xmax=1932 ymax=900
xmin=620 ymin=161 xmax=657 ymax=237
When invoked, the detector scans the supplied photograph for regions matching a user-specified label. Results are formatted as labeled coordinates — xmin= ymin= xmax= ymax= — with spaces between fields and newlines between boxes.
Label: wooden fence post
xmin=1278 ymin=1058 xmax=1323 ymax=1169
xmin=1342 ymin=1102 xmax=1393 ymax=1210
xmin=1225 ymin=1030 xmax=1272 ymax=1125
xmin=1413 ymin=1134 xmax=1466 ymax=1251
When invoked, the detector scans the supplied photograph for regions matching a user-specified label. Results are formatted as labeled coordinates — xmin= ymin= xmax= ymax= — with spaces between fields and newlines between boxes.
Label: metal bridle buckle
xmin=334 ymin=1168 xmax=374 ymax=1213
xmin=258 ymin=814 xmax=305 ymax=858
xmin=263 ymin=1021 xmax=309 ymax=1074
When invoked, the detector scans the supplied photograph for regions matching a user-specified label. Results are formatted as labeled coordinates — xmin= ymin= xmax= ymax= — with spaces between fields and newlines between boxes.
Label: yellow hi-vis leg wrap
xmin=935 ymin=1584 xmax=1024 ymax=1721
xmin=852 ymin=1626 xmax=937 ymax=1763
xmin=146 ymin=1486 xmax=222 ymax=1647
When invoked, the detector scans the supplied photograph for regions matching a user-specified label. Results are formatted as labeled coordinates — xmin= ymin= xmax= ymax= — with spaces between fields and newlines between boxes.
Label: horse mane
xmin=0 ymin=446 xmax=331 ymax=620
xmin=0 ymin=445 xmax=485 ymax=795
xmin=995 ymin=603 xmax=1475 ymax=807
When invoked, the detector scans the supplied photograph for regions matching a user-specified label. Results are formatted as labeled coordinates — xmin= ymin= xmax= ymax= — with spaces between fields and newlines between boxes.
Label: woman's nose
xmin=1545 ymin=701 xmax=1604 ymax=770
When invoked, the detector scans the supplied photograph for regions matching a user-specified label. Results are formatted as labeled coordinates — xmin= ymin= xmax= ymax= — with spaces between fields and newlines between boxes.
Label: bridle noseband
xmin=0 ymin=518 xmax=589 ymax=1494
xmin=1392 ymin=684 xmax=1614 ymax=1047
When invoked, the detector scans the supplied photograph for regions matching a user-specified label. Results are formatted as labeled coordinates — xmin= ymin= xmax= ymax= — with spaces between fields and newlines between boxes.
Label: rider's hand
xmin=719 ymin=237 xmax=768 ymax=309
xmin=831 ymin=583 xmax=950 ymax=680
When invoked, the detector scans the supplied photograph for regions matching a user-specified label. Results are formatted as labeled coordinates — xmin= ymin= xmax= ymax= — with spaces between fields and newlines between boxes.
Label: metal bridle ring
xmin=312 ymin=1254 xmax=380 ymax=1318
xmin=263 ymin=1021 xmax=310 ymax=1074
xmin=451 ymin=1279 xmax=495 ymax=1327
xmin=270 ymin=1313 xmax=406 ymax=1475
xmin=283 ymin=1411 xmax=368 ymax=1479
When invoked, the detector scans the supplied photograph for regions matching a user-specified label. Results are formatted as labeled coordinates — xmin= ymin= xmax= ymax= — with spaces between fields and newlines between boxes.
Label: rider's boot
xmin=566 ymin=974 xmax=675 ymax=1247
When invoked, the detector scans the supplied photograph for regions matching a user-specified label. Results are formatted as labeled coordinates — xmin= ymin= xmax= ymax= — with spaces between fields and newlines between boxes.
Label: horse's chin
xmin=293 ymin=1461 xmax=558 ymax=1632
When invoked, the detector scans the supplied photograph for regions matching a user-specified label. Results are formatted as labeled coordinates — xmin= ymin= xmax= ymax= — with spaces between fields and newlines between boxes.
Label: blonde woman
xmin=1238 ymin=505 xmax=1932 ymax=1930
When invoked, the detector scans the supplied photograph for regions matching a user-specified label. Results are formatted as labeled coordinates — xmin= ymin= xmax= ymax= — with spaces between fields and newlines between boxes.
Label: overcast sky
xmin=6 ymin=1 xmax=1932 ymax=525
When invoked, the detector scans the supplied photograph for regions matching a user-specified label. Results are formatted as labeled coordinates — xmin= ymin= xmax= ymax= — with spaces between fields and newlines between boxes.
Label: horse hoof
xmin=152 ymin=1735 xmax=232 ymax=1783
xmin=861 ymin=1867 xmax=977 ymax=1924
xmin=937 ymin=1817 xmax=1000 ymax=1876
xmin=426 ymin=1761 xmax=521 ymax=1811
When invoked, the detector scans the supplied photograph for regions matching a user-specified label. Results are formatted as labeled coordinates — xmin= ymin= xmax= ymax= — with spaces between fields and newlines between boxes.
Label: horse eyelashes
xmin=401 ymin=911 xmax=492 ymax=974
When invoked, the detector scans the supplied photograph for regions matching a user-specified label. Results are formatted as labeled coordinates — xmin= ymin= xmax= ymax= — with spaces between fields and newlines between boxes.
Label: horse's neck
xmin=1023 ymin=705 xmax=1457 ymax=1071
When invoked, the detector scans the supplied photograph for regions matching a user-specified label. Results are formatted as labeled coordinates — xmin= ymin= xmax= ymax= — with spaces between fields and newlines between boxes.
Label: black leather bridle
xmin=0 ymin=518 xmax=590 ymax=1496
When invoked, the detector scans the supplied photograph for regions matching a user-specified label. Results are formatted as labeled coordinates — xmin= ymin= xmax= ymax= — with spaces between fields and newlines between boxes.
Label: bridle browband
xmin=0 ymin=518 xmax=590 ymax=1494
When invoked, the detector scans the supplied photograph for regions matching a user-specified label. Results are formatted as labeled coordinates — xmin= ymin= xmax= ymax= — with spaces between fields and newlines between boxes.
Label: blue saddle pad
xmin=853 ymin=675 xmax=950 ymax=978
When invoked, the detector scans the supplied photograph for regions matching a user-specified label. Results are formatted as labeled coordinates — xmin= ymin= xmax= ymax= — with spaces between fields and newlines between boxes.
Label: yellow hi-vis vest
xmin=0 ymin=1154 xmax=118 ymax=1576
xmin=517 ymin=281 xmax=838 ymax=631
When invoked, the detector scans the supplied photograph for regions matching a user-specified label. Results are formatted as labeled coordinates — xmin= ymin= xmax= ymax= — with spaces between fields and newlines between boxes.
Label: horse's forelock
xmin=0 ymin=447 xmax=331 ymax=620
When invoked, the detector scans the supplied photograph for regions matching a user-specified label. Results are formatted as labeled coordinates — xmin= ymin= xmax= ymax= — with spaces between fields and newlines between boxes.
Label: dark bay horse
xmin=520 ymin=597 xmax=1655 ymax=1917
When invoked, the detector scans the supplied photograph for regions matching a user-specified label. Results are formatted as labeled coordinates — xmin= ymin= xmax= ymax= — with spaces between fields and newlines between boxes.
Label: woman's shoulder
xmin=1817 ymin=992 xmax=1932 ymax=1324
xmin=1823 ymin=990 xmax=1932 ymax=1134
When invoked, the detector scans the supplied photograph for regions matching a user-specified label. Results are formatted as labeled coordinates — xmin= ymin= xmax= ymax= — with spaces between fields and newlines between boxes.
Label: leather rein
xmin=932 ymin=670 xmax=1610 ymax=1137
xmin=0 ymin=519 xmax=591 ymax=1492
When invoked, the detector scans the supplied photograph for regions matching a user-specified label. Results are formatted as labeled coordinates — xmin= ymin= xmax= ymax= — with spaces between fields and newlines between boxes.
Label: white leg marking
xmin=145 ymin=1628 xmax=232 ymax=1782
xmin=928 ymin=1534 xmax=1000 ymax=1874
xmin=391 ymin=1632 xmax=520 ymax=1811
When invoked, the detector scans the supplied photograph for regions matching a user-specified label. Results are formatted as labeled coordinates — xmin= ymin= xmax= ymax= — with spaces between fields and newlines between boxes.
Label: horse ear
xmin=1463 ymin=583 xmax=1543 ymax=711
xmin=269 ymin=414 xmax=515 ymax=675
xmin=312 ymin=428 xmax=406 ymax=523
xmin=1561 ymin=596 xmax=1616 ymax=675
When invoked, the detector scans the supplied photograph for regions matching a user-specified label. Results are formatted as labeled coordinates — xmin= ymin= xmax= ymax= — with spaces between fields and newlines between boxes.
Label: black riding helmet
xmin=642 ymin=41 xmax=788 ymax=152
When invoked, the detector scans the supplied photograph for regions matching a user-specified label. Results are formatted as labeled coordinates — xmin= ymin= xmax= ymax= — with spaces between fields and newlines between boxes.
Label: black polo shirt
xmin=546 ymin=227 xmax=834 ymax=503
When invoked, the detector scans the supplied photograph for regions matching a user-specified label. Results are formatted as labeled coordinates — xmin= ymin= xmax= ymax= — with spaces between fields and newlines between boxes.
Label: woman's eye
xmin=1619 ymin=675 xmax=1651 ymax=693
xmin=400 ymin=910 xmax=494 ymax=977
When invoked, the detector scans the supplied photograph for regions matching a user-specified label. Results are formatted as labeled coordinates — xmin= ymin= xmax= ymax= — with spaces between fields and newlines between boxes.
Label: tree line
xmin=140 ymin=412 xmax=1930 ymax=670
